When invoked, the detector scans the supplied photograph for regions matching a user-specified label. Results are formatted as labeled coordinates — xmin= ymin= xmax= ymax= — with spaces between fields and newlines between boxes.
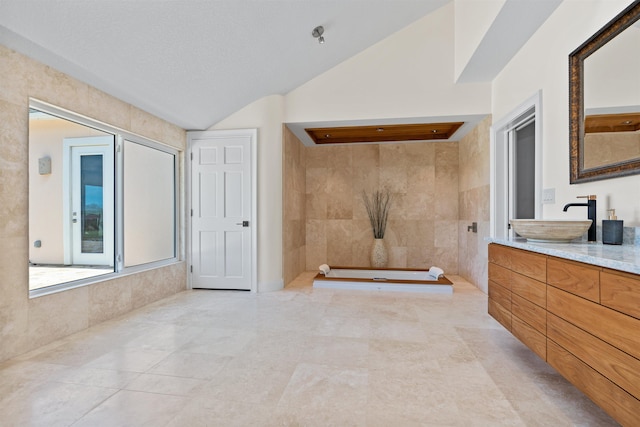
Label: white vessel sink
xmin=510 ymin=219 xmax=592 ymax=243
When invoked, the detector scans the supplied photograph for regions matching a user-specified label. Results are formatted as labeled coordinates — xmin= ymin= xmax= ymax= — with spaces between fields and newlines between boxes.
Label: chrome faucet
xmin=563 ymin=195 xmax=596 ymax=242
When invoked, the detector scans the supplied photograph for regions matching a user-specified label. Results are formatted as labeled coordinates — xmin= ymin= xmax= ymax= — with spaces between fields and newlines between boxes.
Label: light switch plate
xmin=542 ymin=188 xmax=555 ymax=204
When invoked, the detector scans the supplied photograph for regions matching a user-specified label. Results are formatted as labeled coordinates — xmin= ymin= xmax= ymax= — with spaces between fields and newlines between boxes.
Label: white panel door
xmin=190 ymin=131 xmax=254 ymax=290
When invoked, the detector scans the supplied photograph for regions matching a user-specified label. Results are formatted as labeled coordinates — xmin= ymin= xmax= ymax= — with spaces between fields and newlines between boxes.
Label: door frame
xmin=63 ymin=136 xmax=115 ymax=266
xmin=187 ymin=129 xmax=258 ymax=292
xmin=490 ymin=90 xmax=543 ymax=239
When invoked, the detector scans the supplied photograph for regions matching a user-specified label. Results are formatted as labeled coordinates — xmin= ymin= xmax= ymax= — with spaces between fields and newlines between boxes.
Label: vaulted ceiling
xmin=0 ymin=0 xmax=559 ymax=131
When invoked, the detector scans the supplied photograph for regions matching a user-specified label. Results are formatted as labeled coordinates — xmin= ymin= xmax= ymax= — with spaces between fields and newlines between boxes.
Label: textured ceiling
xmin=0 ymin=0 xmax=450 ymax=130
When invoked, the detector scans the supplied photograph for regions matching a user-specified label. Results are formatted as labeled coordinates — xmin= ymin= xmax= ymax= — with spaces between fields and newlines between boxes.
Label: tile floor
xmin=0 ymin=272 xmax=618 ymax=426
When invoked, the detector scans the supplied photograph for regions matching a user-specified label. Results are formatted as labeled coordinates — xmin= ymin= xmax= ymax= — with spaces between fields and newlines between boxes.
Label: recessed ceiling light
xmin=376 ymin=128 xmax=384 ymax=132
xmin=431 ymin=129 xmax=438 ymax=133
xmin=324 ymin=134 xmax=331 ymax=138
xmin=623 ymin=120 xmax=633 ymax=124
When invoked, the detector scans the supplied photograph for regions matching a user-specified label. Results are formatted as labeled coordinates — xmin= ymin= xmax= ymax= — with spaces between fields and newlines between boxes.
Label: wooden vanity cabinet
xmin=488 ymin=245 xmax=547 ymax=359
xmin=547 ymin=257 xmax=600 ymax=302
xmin=601 ymin=269 xmax=640 ymax=320
xmin=488 ymin=243 xmax=640 ymax=426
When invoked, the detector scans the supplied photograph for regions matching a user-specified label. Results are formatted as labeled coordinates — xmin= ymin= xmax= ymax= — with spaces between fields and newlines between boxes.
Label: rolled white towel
xmin=428 ymin=266 xmax=444 ymax=279
xmin=319 ymin=264 xmax=331 ymax=275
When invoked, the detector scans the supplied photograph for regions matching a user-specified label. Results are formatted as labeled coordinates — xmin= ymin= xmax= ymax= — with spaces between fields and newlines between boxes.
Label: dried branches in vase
xmin=362 ymin=190 xmax=392 ymax=239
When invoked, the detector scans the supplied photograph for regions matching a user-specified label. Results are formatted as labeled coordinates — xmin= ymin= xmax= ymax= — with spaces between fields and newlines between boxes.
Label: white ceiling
xmin=0 ymin=0 xmax=451 ymax=130
xmin=0 ymin=0 xmax=562 ymax=133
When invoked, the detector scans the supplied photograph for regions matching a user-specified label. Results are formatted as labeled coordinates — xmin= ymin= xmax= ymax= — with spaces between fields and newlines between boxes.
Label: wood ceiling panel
xmin=585 ymin=112 xmax=640 ymax=134
xmin=305 ymin=122 xmax=464 ymax=145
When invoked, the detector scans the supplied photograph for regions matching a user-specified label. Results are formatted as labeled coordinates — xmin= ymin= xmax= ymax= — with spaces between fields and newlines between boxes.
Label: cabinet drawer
xmin=488 ymin=244 xmax=512 ymax=269
xmin=547 ymin=286 xmax=640 ymax=360
xmin=488 ymin=298 xmax=511 ymax=331
xmin=511 ymin=272 xmax=546 ymax=308
xmin=547 ymin=340 xmax=640 ymax=427
xmin=547 ymin=257 xmax=600 ymax=302
xmin=601 ymin=270 xmax=640 ymax=320
xmin=548 ymin=313 xmax=640 ymax=400
xmin=489 ymin=280 xmax=511 ymax=309
xmin=509 ymin=248 xmax=546 ymax=283
xmin=512 ymin=294 xmax=546 ymax=334
xmin=489 ymin=263 xmax=511 ymax=290
xmin=512 ymin=316 xmax=546 ymax=361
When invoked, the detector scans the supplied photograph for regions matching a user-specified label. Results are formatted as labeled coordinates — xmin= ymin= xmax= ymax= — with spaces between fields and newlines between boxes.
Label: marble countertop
xmin=488 ymin=238 xmax=640 ymax=276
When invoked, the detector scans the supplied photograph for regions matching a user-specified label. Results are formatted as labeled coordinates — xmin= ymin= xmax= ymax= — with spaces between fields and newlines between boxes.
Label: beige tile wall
xmin=458 ymin=115 xmax=491 ymax=294
xmin=282 ymin=120 xmax=492 ymax=290
xmin=0 ymin=44 xmax=187 ymax=363
xmin=283 ymin=127 xmax=306 ymax=286
xmin=583 ymin=132 xmax=640 ymax=169
xmin=304 ymin=141 xmax=460 ymax=274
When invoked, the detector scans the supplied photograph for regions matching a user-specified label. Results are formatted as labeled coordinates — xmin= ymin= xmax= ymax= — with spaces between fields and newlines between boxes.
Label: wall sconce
xmin=312 ymin=26 xmax=325 ymax=44
xmin=38 ymin=156 xmax=51 ymax=175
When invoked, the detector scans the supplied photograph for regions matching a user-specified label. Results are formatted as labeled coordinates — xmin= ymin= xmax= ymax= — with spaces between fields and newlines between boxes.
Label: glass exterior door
xmin=68 ymin=137 xmax=114 ymax=266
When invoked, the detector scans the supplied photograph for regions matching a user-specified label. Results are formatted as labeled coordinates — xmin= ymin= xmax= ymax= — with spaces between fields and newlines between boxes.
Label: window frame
xmin=29 ymin=99 xmax=180 ymax=298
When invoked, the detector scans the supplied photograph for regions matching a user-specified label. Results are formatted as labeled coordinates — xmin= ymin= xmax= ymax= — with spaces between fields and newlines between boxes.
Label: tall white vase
xmin=371 ymin=238 xmax=388 ymax=268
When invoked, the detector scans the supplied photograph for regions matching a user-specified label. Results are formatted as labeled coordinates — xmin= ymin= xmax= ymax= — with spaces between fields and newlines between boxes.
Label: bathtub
xmin=313 ymin=267 xmax=453 ymax=294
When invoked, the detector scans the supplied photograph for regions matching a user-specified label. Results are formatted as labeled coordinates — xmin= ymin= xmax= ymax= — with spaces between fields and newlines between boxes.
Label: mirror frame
xmin=569 ymin=0 xmax=640 ymax=183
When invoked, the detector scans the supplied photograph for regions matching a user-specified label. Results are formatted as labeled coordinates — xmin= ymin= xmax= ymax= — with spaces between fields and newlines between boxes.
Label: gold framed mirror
xmin=569 ymin=0 xmax=640 ymax=183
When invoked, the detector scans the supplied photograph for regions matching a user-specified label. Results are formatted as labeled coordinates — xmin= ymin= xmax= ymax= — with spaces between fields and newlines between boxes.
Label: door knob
xmin=236 ymin=221 xmax=249 ymax=227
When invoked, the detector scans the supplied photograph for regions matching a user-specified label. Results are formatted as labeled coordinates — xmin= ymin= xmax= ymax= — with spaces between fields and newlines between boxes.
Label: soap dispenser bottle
xmin=602 ymin=209 xmax=623 ymax=245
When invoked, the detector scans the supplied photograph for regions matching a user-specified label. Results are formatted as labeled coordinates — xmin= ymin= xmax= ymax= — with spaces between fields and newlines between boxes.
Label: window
xmin=28 ymin=100 xmax=179 ymax=296
xmin=123 ymin=139 xmax=176 ymax=267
